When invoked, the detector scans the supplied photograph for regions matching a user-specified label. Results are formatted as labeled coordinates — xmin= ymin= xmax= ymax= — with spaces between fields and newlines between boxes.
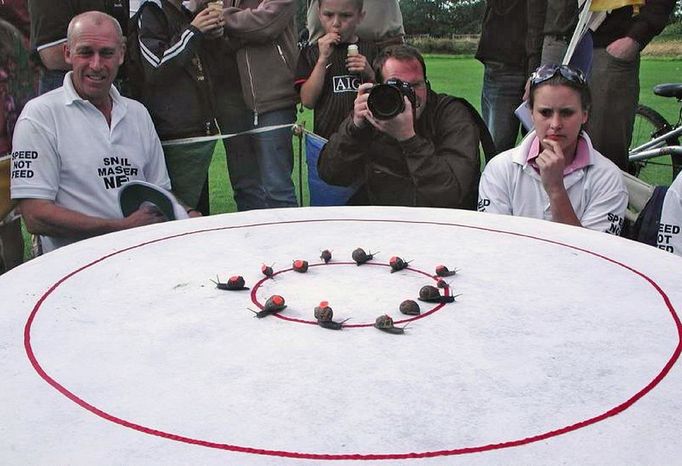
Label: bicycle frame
xmin=629 ymin=124 xmax=682 ymax=156
xmin=629 ymin=144 xmax=682 ymax=162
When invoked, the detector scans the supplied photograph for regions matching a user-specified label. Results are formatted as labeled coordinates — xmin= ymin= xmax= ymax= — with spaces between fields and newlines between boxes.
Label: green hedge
xmin=406 ymin=37 xmax=479 ymax=55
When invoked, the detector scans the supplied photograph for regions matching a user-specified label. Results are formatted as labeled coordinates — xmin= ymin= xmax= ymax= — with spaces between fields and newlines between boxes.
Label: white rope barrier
xmin=160 ymin=123 xmax=330 ymax=147
xmin=161 ymin=123 xmax=297 ymax=147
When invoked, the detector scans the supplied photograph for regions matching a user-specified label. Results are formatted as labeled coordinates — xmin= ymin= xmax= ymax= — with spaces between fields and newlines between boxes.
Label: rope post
xmin=293 ymin=123 xmax=305 ymax=207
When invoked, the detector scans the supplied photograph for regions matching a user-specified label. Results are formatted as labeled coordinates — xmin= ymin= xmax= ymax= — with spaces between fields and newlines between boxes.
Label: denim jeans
xmin=481 ymin=62 xmax=526 ymax=154
xmin=39 ymin=69 xmax=67 ymax=95
xmin=218 ymin=97 xmax=298 ymax=211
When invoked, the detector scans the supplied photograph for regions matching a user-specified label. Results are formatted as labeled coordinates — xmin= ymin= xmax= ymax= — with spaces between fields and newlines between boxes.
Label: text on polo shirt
xmin=606 ymin=213 xmax=624 ymax=235
xmin=657 ymin=222 xmax=680 ymax=253
xmin=98 ymin=157 xmax=139 ymax=189
xmin=11 ymin=150 xmax=39 ymax=179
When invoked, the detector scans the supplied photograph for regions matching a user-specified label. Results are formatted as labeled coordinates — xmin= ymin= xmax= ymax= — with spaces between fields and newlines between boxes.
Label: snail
xmin=314 ymin=301 xmax=349 ymax=330
xmin=352 ymin=248 xmax=378 ymax=266
xmin=436 ymin=278 xmax=450 ymax=289
xmin=320 ymin=249 xmax=332 ymax=264
xmin=374 ymin=314 xmax=407 ymax=334
xmin=261 ymin=263 xmax=274 ymax=278
xmin=399 ymin=299 xmax=420 ymax=316
xmin=249 ymin=295 xmax=287 ymax=318
xmin=211 ymin=275 xmax=249 ymax=291
xmin=418 ymin=285 xmax=457 ymax=303
xmin=435 ymin=264 xmax=458 ymax=277
xmin=292 ymin=259 xmax=309 ymax=273
xmin=389 ymin=256 xmax=411 ymax=273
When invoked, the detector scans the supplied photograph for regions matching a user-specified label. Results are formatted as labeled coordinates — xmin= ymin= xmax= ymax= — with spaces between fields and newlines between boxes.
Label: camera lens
xmin=367 ymin=84 xmax=405 ymax=120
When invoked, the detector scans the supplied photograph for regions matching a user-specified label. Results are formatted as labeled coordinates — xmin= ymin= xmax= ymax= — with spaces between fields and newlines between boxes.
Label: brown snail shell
xmin=212 ymin=275 xmax=249 ymax=290
xmin=418 ymin=285 xmax=457 ymax=303
xmin=293 ymin=259 xmax=309 ymax=273
xmin=374 ymin=314 xmax=406 ymax=334
xmin=314 ymin=303 xmax=334 ymax=322
xmin=228 ymin=276 xmax=246 ymax=289
xmin=399 ymin=299 xmax=420 ymax=315
xmin=320 ymin=250 xmax=332 ymax=264
xmin=264 ymin=295 xmax=287 ymax=312
xmin=419 ymin=285 xmax=441 ymax=301
xmin=435 ymin=265 xmax=458 ymax=277
xmin=261 ymin=264 xmax=274 ymax=278
xmin=374 ymin=314 xmax=395 ymax=329
xmin=389 ymin=256 xmax=408 ymax=273
xmin=352 ymin=248 xmax=375 ymax=265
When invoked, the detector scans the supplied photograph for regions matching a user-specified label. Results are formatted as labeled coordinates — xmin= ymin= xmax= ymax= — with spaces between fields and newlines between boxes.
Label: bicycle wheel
xmin=629 ymin=104 xmax=681 ymax=186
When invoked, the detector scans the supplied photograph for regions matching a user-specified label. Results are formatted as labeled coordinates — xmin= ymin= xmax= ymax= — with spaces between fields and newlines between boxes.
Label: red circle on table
xmin=250 ymin=261 xmax=450 ymax=328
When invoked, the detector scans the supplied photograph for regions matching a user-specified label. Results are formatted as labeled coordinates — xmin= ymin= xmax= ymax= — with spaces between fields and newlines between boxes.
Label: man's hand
xmin=192 ymin=7 xmax=224 ymax=35
xmin=366 ymin=96 xmax=416 ymax=142
xmin=346 ymin=53 xmax=374 ymax=82
xmin=536 ymin=138 xmax=566 ymax=195
xmin=351 ymin=82 xmax=374 ymax=129
xmin=317 ymin=32 xmax=340 ymax=63
xmin=187 ymin=209 xmax=203 ymax=218
xmin=121 ymin=203 xmax=167 ymax=229
xmin=535 ymin=138 xmax=582 ymax=227
xmin=606 ymin=37 xmax=640 ymax=62
xmin=40 ymin=44 xmax=70 ymax=71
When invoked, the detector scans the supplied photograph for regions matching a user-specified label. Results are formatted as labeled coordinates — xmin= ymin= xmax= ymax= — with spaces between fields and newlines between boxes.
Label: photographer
xmin=317 ymin=45 xmax=482 ymax=209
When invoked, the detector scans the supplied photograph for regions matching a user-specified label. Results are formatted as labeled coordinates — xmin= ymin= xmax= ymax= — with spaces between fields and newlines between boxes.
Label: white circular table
xmin=1 ymin=207 xmax=681 ymax=465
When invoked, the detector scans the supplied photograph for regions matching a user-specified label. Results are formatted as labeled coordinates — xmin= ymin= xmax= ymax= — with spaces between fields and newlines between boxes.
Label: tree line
xmin=297 ymin=1 xmax=682 ymax=37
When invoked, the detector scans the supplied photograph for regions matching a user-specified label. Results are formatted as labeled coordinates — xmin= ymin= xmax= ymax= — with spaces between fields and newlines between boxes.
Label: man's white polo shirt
xmin=478 ymin=131 xmax=627 ymax=234
xmin=10 ymin=72 xmax=171 ymax=252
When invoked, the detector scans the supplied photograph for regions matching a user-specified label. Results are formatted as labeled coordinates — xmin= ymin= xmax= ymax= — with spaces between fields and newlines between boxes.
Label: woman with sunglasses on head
xmin=478 ymin=64 xmax=628 ymax=235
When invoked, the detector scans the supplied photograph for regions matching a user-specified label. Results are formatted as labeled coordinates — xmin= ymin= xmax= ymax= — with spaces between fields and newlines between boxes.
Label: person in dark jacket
xmin=28 ymin=0 xmax=129 ymax=94
xmin=318 ymin=45 xmax=482 ymax=209
xmin=136 ymin=0 xmax=223 ymax=213
xmin=475 ymin=0 xmax=546 ymax=154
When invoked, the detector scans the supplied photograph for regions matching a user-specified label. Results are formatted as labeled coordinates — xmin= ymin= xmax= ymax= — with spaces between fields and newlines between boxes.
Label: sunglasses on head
xmin=530 ymin=64 xmax=586 ymax=87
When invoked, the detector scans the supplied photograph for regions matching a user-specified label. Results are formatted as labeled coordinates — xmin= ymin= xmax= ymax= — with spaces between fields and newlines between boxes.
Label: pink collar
xmin=526 ymin=136 xmax=591 ymax=175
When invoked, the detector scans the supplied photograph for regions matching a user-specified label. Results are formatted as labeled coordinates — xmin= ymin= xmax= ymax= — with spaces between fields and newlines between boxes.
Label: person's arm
xmin=28 ymin=0 xmax=72 ymax=70
xmin=478 ymin=155 xmax=514 ymax=215
xmin=658 ymin=181 xmax=682 ymax=254
xmin=38 ymin=44 xmax=70 ymax=71
xmin=318 ymin=90 xmax=377 ymax=190
xmin=622 ymin=0 xmax=676 ymax=49
xmin=317 ymin=83 xmax=375 ymax=186
xmin=536 ymin=138 xmax=582 ymax=227
xmin=19 ymin=198 xmax=166 ymax=239
xmin=221 ymin=0 xmax=295 ymax=43
xmin=576 ymin=159 xmax=628 ymax=235
xmin=137 ymin=4 xmax=221 ymax=83
xmin=299 ymin=33 xmax=338 ymax=108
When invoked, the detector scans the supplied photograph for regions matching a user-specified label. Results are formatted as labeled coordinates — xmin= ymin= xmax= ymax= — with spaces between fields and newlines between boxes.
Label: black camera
xmin=367 ymin=78 xmax=417 ymax=120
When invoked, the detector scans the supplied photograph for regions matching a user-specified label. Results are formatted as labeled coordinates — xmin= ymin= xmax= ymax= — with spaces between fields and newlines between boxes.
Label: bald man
xmin=10 ymin=12 xmax=193 ymax=254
